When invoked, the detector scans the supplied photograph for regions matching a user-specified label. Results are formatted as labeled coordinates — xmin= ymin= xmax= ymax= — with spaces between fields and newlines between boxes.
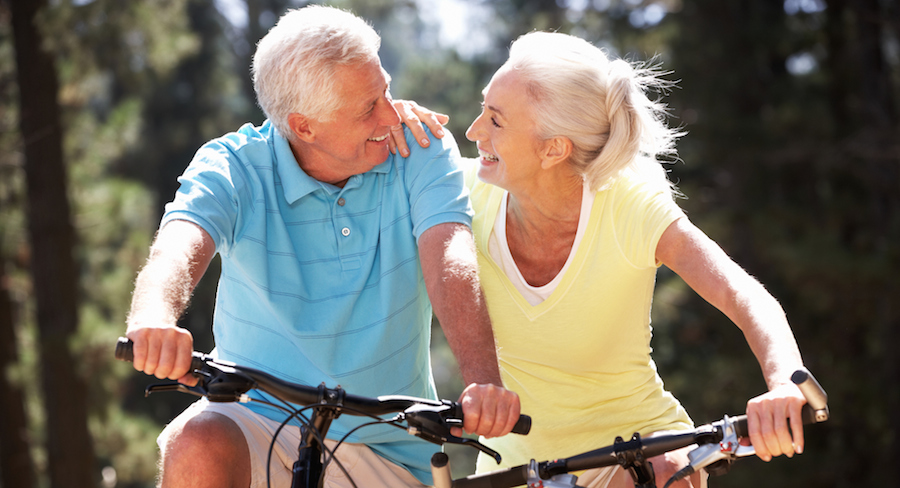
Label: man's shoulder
xmin=188 ymin=122 xmax=282 ymax=176
xmin=202 ymin=121 xmax=274 ymax=152
xmin=401 ymin=126 xmax=460 ymax=164
xmin=391 ymin=126 xmax=463 ymax=186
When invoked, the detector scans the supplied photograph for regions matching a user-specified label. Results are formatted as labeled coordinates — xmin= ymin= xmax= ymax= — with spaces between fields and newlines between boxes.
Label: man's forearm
xmin=418 ymin=223 xmax=503 ymax=386
xmin=438 ymin=284 xmax=502 ymax=386
xmin=127 ymin=220 xmax=213 ymax=329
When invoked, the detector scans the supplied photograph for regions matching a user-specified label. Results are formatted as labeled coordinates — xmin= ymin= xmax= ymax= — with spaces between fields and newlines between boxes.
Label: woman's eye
xmin=491 ymin=117 xmax=501 ymax=128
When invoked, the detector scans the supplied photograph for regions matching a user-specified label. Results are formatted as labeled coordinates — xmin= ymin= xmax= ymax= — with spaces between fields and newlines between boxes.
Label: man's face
xmin=293 ymin=59 xmax=401 ymax=186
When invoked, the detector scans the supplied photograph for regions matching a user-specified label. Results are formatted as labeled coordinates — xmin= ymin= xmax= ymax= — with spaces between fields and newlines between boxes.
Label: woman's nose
xmin=465 ymin=115 xmax=483 ymax=142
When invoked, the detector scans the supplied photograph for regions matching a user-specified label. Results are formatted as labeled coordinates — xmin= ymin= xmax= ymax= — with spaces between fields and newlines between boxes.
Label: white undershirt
xmin=488 ymin=182 xmax=594 ymax=306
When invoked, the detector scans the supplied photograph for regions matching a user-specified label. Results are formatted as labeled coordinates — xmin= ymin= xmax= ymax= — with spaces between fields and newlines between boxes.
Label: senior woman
xmin=395 ymin=31 xmax=808 ymax=488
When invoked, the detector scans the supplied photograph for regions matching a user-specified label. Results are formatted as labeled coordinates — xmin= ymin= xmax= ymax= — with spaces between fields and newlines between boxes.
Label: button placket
xmin=334 ymin=193 xmax=351 ymax=240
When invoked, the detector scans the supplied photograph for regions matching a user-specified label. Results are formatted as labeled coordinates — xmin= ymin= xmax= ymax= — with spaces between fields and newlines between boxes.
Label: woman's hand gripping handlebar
xmin=115 ymin=337 xmax=531 ymax=462
xmin=432 ymin=368 xmax=829 ymax=488
xmin=665 ymin=368 xmax=829 ymax=485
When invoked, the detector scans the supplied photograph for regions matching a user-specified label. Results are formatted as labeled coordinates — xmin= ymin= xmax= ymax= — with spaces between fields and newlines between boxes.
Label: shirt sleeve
xmin=611 ymin=172 xmax=685 ymax=269
xmin=400 ymin=127 xmax=474 ymax=241
xmin=161 ymin=137 xmax=256 ymax=255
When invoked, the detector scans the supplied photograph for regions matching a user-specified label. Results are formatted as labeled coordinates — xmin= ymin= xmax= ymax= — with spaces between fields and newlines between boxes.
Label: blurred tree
xmin=622 ymin=0 xmax=900 ymax=486
xmin=7 ymin=0 xmax=96 ymax=486
xmin=0 ymin=5 xmax=34 ymax=488
xmin=0 ymin=262 xmax=35 ymax=488
xmin=1 ymin=0 xmax=217 ymax=485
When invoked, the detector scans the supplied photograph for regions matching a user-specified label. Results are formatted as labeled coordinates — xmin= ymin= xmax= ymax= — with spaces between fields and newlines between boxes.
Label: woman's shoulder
xmin=603 ymin=163 xmax=676 ymax=204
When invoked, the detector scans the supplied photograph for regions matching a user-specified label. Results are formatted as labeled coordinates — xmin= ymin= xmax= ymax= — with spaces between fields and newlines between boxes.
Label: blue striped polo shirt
xmin=161 ymin=120 xmax=471 ymax=483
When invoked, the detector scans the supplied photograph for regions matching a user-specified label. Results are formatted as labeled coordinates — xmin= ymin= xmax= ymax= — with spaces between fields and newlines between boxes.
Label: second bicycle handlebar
xmin=442 ymin=367 xmax=829 ymax=488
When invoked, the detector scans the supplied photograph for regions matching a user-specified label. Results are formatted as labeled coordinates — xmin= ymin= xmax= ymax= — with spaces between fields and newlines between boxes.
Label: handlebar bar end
xmin=116 ymin=337 xmax=134 ymax=362
xmin=791 ymin=368 xmax=829 ymax=422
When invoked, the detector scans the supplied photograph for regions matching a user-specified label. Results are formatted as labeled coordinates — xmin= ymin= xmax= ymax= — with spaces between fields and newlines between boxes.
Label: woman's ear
xmin=540 ymin=136 xmax=573 ymax=169
xmin=288 ymin=113 xmax=315 ymax=143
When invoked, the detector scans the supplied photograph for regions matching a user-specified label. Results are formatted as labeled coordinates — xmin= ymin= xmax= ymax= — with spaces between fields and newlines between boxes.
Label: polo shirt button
xmin=337 ymin=198 xmax=345 ymax=206
xmin=341 ymin=227 xmax=350 ymax=237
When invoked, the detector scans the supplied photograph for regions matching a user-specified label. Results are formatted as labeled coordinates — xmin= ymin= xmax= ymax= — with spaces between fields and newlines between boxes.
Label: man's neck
xmin=288 ymin=139 xmax=349 ymax=188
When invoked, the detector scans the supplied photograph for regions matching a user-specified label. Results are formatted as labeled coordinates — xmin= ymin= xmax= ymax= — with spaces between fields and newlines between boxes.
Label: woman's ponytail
xmin=506 ymin=32 xmax=681 ymax=193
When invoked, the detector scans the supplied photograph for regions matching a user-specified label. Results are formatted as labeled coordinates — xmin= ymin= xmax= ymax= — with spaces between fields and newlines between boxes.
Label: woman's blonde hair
xmin=505 ymin=31 xmax=681 ymax=192
xmin=252 ymin=5 xmax=381 ymax=138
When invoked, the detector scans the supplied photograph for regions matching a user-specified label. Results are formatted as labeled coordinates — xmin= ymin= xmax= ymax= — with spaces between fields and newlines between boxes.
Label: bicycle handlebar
xmin=443 ymin=367 xmax=830 ymax=488
xmin=115 ymin=337 xmax=531 ymax=435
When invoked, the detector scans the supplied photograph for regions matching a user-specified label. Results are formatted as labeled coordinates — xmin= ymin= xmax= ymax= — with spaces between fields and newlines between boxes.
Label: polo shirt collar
xmin=274 ymin=130 xmax=321 ymax=204
xmin=273 ymin=128 xmax=395 ymax=204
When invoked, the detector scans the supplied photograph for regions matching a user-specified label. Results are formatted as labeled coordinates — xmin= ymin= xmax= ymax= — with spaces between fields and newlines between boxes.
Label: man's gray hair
xmin=252 ymin=5 xmax=381 ymax=139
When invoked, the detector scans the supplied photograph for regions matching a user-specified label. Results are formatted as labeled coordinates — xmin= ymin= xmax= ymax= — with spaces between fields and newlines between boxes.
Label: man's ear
xmin=288 ymin=113 xmax=315 ymax=143
xmin=540 ymin=136 xmax=573 ymax=169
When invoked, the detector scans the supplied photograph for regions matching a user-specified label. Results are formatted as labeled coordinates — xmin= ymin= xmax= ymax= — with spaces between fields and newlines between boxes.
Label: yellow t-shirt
xmin=467 ymin=168 xmax=694 ymax=473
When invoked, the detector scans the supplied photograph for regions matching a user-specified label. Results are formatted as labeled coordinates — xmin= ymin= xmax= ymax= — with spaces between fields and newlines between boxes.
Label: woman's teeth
xmin=479 ymin=150 xmax=498 ymax=162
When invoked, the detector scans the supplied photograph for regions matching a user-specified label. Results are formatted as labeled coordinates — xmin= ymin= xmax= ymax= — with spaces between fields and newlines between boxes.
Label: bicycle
xmin=114 ymin=338 xmax=532 ymax=488
xmin=115 ymin=338 xmax=829 ymax=488
xmin=431 ymin=369 xmax=830 ymax=488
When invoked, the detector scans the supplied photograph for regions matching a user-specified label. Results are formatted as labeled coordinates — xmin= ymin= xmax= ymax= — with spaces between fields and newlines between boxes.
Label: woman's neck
xmin=503 ymin=171 xmax=585 ymax=287
xmin=507 ymin=171 xmax=584 ymax=234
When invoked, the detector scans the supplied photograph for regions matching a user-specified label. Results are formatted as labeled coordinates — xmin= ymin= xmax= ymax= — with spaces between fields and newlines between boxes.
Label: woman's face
xmin=465 ymin=68 xmax=546 ymax=193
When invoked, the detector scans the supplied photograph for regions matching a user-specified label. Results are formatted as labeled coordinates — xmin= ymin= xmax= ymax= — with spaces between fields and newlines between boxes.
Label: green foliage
xmin=395 ymin=52 xmax=491 ymax=158
xmin=2 ymin=0 xmax=207 ymax=485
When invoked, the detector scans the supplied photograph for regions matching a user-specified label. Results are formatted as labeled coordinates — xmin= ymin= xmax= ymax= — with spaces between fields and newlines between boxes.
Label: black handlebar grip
xmin=731 ymin=414 xmax=750 ymax=438
xmin=513 ymin=414 xmax=532 ymax=435
xmin=115 ymin=337 xmax=207 ymax=374
xmin=445 ymin=401 xmax=531 ymax=435
xmin=116 ymin=337 xmax=134 ymax=362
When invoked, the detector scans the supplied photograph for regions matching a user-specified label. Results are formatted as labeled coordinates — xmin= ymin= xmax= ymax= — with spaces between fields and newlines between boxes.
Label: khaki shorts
xmin=158 ymin=399 xmax=427 ymax=488
xmin=576 ymin=462 xmax=708 ymax=488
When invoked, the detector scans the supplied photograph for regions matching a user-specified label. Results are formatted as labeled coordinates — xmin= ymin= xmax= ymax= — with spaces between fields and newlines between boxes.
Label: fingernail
xmin=436 ymin=129 xmax=444 ymax=137
xmin=402 ymin=148 xmax=409 ymax=157
xmin=420 ymin=138 xmax=430 ymax=146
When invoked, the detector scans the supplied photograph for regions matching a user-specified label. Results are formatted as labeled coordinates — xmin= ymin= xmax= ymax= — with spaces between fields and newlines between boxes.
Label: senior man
xmin=124 ymin=6 xmax=520 ymax=488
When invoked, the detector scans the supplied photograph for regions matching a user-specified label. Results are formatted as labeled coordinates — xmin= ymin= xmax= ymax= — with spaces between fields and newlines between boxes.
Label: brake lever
xmin=145 ymin=367 xmax=213 ymax=398
xmin=403 ymin=402 xmax=503 ymax=463
xmin=665 ymin=368 xmax=831 ymax=487
xmin=145 ymin=380 xmax=209 ymax=398
xmin=687 ymin=414 xmax=752 ymax=469
xmin=144 ymin=361 xmax=256 ymax=403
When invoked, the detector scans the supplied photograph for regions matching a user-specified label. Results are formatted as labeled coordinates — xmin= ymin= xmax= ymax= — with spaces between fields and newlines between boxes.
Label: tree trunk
xmin=9 ymin=0 xmax=96 ymax=486
xmin=0 ymin=261 xmax=36 ymax=488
